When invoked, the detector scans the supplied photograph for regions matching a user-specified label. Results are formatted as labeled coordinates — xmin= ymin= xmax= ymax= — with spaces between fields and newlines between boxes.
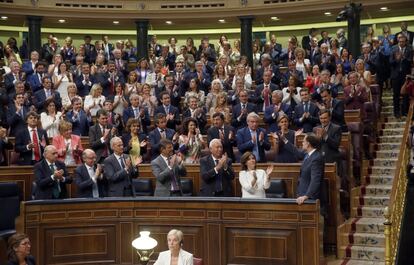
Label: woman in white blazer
xmin=239 ymin=152 xmax=273 ymax=198
xmin=154 ymin=229 xmax=193 ymax=265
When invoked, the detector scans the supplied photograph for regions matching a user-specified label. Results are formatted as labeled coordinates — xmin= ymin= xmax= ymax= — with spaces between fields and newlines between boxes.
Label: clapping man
xmin=89 ymin=109 xmax=117 ymax=163
xmin=75 ymin=149 xmax=106 ymax=198
xmin=200 ymin=139 xmax=234 ymax=197
xmin=207 ymin=112 xmax=236 ymax=161
xmin=152 ymin=139 xmax=187 ymax=197
xmin=34 ymin=145 xmax=72 ymax=199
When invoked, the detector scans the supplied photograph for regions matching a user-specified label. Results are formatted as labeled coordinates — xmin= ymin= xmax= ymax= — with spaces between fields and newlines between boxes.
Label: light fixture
xmin=165 ymin=20 xmax=172 ymax=25
xmin=218 ymin=19 xmax=225 ymax=23
xmin=113 ymin=20 xmax=119 ymax=24
xmin=132 ymin=231 xmax=158 ymax=265
xmin=58 ymin=19 xmax=66 ymax=23
xmin=324 ymin=12 xmax=332 ymax=16
xmin=0 ymin=16 xmax=8 ymax=20
xmin=380 ymin=6 xmax=389 ymax=11
xmin=270 ymin=16 xmax=279 ymax=21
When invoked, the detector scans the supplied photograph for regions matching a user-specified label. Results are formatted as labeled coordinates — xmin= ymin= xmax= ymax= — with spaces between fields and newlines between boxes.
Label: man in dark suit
xmin=196 ymin=36 xmax=216 ymax=62
xmin=151 ymin=139 xmax=187 ymax=197
xmin=7 ymin=92 xmax=29 ymax=137
xmin=96 ymin=61 xmax=125 ymax=97
xmin=390 ymin=34 xmax=413 ymax=117
xmin=182 ymin=96 xmax=207 ymax=134
xmin=314 ymin=110 xmax=341 ymax=164
xmin=293 ymin=88 xmax=320 ymax=133
xmin=318 ymin=30 xmax=331 ymax=48
xmin=308 ymin=37 xmax=320 ymax=65
xmin=320 ymin=88 xmax=347 ymax=132
xmin=207 ymin=112 xmax=236 ymax=162
xmin=200 ymin=139 xmax=234 ymax=197
xmin=83 ymin=35 xmax=96 ymax=64
xmin=393 ymin=21 xmax=414 ymax=46
xmin=112 ymin=49 xmax=128 ymax=78
xmin=255 ymin=54 xmax=281 ymax=86
xmin=281 ymin=60 xmax=304 ymax=87
xmin=149 ymin=113 xmax=178 ymax=160
xmin=22 ymin=50 xmax=39 ymax=76
xmin=149 ymin=35 xmax=162 ymax=57
xmin=66 ymin=97 xmax=93 ymax=136
xmin=296 ymin=133 xmax=324 ymax=205
xmin=302 ymin=28 xmax=318 ymax=55
xmin=122 ymin=93 xmax=151 ymax=133
xmin=74 ymin=149 xmax=106 ymax=198
xmin=231 ymin=90 xmax=257 ymax=130
xmin=104 ymin=137 xmax=139 ymax=197
xmin=236 ymin=112 xmax=271 ymax=163
xmin=34 ymin=145 xmax=72 ymax=200
xmin=15 ymin=111 xmax=49 ymax=165
xmin=34 ymin=76 xmax=62 ymax=113
xmin=27 ymin=62 xmax=47 ymax=94
xmin=75 ymin=63 xmax=97 ymax=97
xmin=89 ymin=109 xmax=116 ymax=163
xmin=102 ymin=35 xmax=114 ymax=61
xmin=254 ymin=70 xmax=280 ymax=112
xmin=154 ymin=91 xmax=181 ymax=131
xmin=314 ymin=43 xmax=336 ymax=75
xmin=264 ymin=90 xmax=291 ymax=133
xmin=4 ymin=62 xmax=23 ymax=96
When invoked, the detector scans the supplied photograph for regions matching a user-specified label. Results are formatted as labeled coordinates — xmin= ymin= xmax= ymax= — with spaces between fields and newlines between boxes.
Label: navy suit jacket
xmin=148 ymin=127 xmax=176 ymax=160
xmin=314 ymin=123 xmax=342 ymax=163
xmin=231 ymin=103 xmax=257 ymax=130
xmin=15 ymin=127 xmax=49 ymax=165
xmin=236 ymin=127 xmax=271 ymax=162
xmin=103 ymin=154 xmax=138 ymax=197
xmin=122 ymin=106 xmax=151 ymax=133
xmin=66 ymin=110 xmax=93 ymax=136
xmin=154 ymin=105 xmax=181 ymax=130
xmin=74 ymin=164 xmax=106 ymax=198
xmin=263 ymin=103 xmax=291 ymax=133
xmin=89 ymin=123 xmax=114 ymax=163
xmin=390 ymin=45 xmax=413 ymax=78
xmin=329 ymin=98 xmax=347 ymax=132
xmin=34 ymin=159 xmax=72 ymax=200
xmin=75 ymin=74 xmax=97 ymax=97
xmin=254 ymin=83 xmax=279 ymax=111
xmin=293 ymin=102 xmax=320 ymax=133
xmin=207 ymin=125 xmax=236 ymax=161
xmin=296 ymin=150 xmax=324 ymax=200
xmin=7 ymin=105 xmax=29 ymax=136
xmin=34 ymin=89 xmax=62 ymax=112
xmin=4 ymin=73 xmax=23 ymax=95
xmin=199 ymin=155 xmax=234 ymax=196
xmin=22 ymin=61 xmax=35 ymax=76
xmin=27 ymin=73 xmax=43 ymax=93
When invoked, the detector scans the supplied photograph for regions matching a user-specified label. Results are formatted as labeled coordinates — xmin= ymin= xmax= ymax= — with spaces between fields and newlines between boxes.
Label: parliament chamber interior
xmin=0 ymin=0 xmax=414 ymax=264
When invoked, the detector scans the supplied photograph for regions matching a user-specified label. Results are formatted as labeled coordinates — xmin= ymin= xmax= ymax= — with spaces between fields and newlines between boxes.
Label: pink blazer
xmin=52 ymin=134 xmax=84 ymax=164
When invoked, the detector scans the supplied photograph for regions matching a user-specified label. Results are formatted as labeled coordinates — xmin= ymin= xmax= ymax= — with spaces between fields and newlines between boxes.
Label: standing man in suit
xmin=34 ymin=145 xmax=72 ymax=200
xmin=255 ymin=54 xmax=281 ymax=86
xmin=7 ymin=92 xmax=29 ymax=136
xmin=302 ymin=28 xmax=318 ymax=55
xmin=390 ymin=34 xmax=413 ymax=117
xmin=314 ymin=43 xmax=336 ymax=75
xmin=89 ymin=109 xmax=116 ymax=163
xmin=15 ymin=111 xmax=49 ymax=165
xmin=75 ymin=63 xmax=96 ymax=97
xmin=104 ymin=137 xmax=140 ymax=197
xmin=318 ymin=30 xmax=331 ymax=49
xmin=254 ymin=70 xmax=279 ymax=112
xmin=4 ymin=62 xmax=23 ymax=96
xmin=393 ymin=21 xmax=414 ymax=46
xmin=319 ymin=88 xmax=347 ymax=132
xmin=231 ymin=90 xmax=257 ymax=130
xmin=66 ymin=97 xmax=93 ymax=136
xmin=22 ymin=50 xmax=39 ymax=76
xmin=296 ymin=133 xmax=324 ymax=205
xmin=96 ymin=61 xmax=125 ymax=97
xmin=34 ymin=76 xmax=62 ymax=113
xmin=102 ymin=35 xmax=114 ymax=61
xmin=149 ymin=113 xmax=179 ymax=160
xmin=27 ymin=62 xmax=47 ymax=94
xmin=207 ymin=112 xmax=236 ymax=162
xmin=154 ymin=91 xmax=181 ymax=131
xmin=293 ymin=88 xmax=320 ymax=133
xmin=151 ymin=139 xmax=187 ymax=197
xmin=236 ymin=112 xmax=271 ymax=163
xmin=74 ymin=149 xmax=106 ymax=198
xmin=200 ymin=139 xmax=234 ymax=197
xmin=83 ymin=35 xmax=96 ymax=64
xmin=182 ymin=96 xmax=207 ymax=134
xmin=264 ymin=90 xmax=291 ymax=133
xmin=122 ymin=93 xmax=151 ymax=133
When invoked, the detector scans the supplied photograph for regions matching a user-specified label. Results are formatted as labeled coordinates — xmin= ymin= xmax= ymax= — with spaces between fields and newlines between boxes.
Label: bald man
xmin=74 ymin=149 xmax=106 ymax=198
xmin=34 ymin=145 xmax=72 ymax=200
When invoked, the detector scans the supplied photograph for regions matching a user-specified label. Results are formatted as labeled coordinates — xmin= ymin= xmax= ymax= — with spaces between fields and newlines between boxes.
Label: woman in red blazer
xmin=52 ymin=120 xmax=83 ymax=165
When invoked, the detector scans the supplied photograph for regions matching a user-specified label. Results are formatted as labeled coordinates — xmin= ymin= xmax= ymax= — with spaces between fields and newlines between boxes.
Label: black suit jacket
xmin=207 ymin=125 xmax=236 ymax=161
xmin=231 ymin=103 xmax=257 ymax=129
xmin=329 ymin=99 xmax=347 ymax=132
xmin=199 ymin=155 xmax=234 ymax=196
xmin=34 ymin=159 xmax=72 ymax=200
xmin=154 ymin=105 xmax=181 ymax=130
xmin=33 ymin=89 xmax=62 ymax=112
xmin=15 ymin=127 xmax=49 ymax=165
xmin=7 ymin=105 xmax=29 ymax=136
xmin=314 ymin=123 xmax=342 ymax=163
xmin=394 ymin=31 xmax=414 ymax=46
xmin=293 ymin=102 xmax=320 ymax=133
xmin=103 ymin=154 xmax=138 ymax=197
xmin=296 ymin=150 xmax=324 ymax=200
xmin=89 ymin=124 xmax=114 ymax=163
xmin=148 ymin=127 xmax=177 ymax=160
xmin=74 ymin=164 xmax=106 ymax=198
xmin=390 ymin=45 xmax=413 ymax=78
xmin=314 ymin=53 xmax=336 ymax=74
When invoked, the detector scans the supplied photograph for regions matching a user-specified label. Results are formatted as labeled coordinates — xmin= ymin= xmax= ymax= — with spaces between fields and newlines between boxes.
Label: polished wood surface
xmin=23 ymin=198 xmax=322 ymax=265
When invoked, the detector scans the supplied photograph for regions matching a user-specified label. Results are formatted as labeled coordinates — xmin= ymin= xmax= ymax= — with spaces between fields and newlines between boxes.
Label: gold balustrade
xmin=384 ymin=103 xmax=413 ymax=265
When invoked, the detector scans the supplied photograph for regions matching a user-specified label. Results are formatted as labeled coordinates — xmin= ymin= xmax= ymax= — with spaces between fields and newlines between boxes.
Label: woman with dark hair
xmin=52 ymin=62 xmax=73 ymax=101
xmin=178 ymin=117 xmax=205 ymax=164
xmin=122 ymin=118 xmax=147 ymax=165
xmin=239 ymin=152 xmax=273 ymax=198
xmin=112 ymin=82 xmax=129 ymax=117
xmin=282 ymin=75 xmax=302 ymax=111
xmin=7 ymin=233 xmax=36 ymax=265
xmin=135 ymin=58 xmax=150 ymax=85
xmin=185 ymin=37 xmax=197 ymax=57
xmin=184 ymin=78 xmax=205 ymax=107
xmin=40 ymin=99 xmax=63 ymax=137
xmin=338 ymin=47 xmax=354 ymax=74
xmin=331 ymin=63 xmax=347 ymax=92
xmin=213 ymin=63 xmax=231 ymax=91
xmin=270 ymin=114 xmax=302 ymax=163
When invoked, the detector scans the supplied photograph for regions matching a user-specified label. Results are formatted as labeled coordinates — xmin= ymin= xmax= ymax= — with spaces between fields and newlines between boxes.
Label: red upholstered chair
xmin=193 ymin=257 xmax=203 ymax=265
